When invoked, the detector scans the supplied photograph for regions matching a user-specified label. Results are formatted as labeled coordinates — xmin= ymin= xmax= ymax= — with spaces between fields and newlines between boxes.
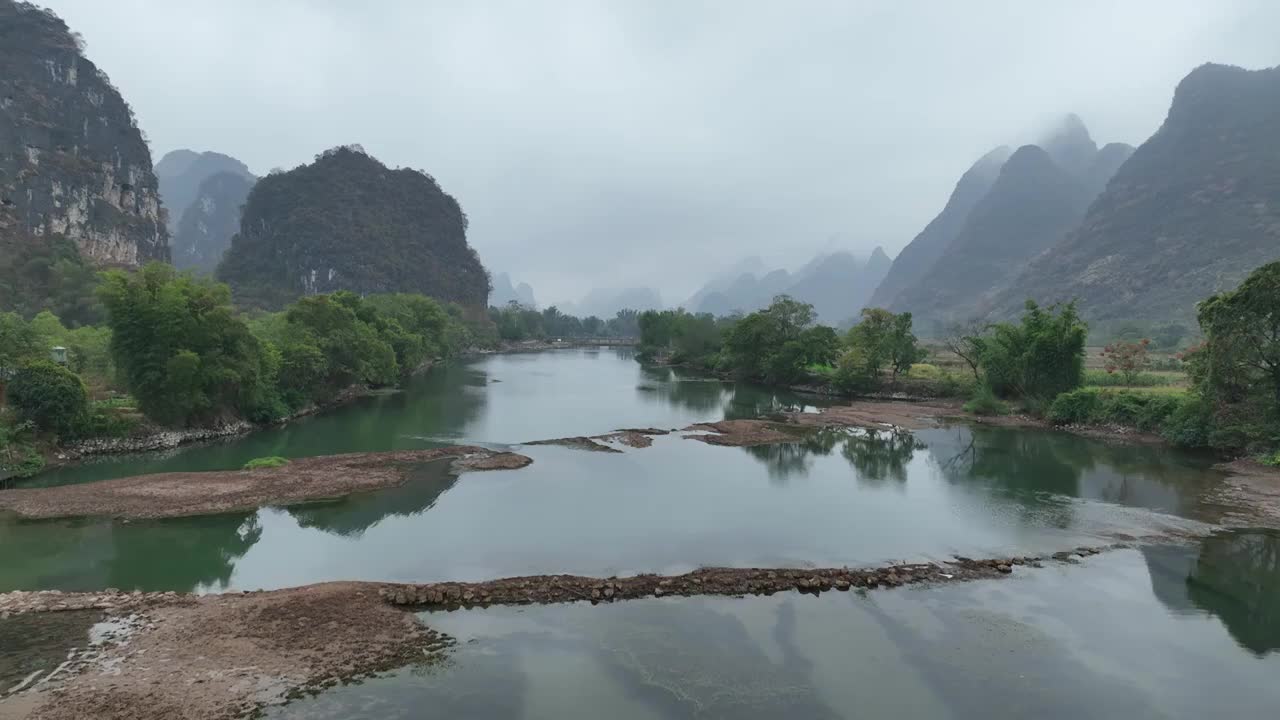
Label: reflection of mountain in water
xmin=1145 ymin=530 xmax=1280 ymax=656
xmin=287 ymin=460 xmax=461 ymax=537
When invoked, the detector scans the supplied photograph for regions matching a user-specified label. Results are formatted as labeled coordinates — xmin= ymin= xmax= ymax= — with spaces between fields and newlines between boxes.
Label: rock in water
xmin=0 ymin=0 xmax=167 ymax=267
xmin=217 ymin=145 xmax=489 ymax=311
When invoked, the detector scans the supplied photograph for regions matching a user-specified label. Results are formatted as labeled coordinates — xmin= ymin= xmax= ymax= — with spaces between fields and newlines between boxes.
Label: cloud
xmin=44 ymin=0 xmax=1280 ymax=304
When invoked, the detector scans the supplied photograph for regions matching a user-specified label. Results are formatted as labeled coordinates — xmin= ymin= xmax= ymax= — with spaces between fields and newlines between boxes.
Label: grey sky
xmin=43 ymin=0 xmax=1280 ymax=307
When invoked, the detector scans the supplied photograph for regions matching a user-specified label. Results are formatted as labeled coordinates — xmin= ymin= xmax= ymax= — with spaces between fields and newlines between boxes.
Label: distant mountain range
xmin=490 ymin=272 xmax=537 ymax=308
xmin=683 ymin=248 xmax=891 ymax=325
xmin=559 ymin=287 xmax=664 ymax=319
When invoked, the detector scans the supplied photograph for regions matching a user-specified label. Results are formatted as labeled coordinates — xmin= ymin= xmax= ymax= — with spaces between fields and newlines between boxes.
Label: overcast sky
xmin=43 ymin=0 xmax=1280 ymax=306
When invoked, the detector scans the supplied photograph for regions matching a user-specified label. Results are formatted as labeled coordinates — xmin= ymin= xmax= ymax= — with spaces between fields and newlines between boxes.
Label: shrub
xmin=7 ymin=360 xmax=89 ymax=437
xmin=963 ymin=385 xmax=1010 ymax=416
xmin=0 ymin=419 xmax=45 ymax=479
xmin=1259 ymin=450 xmax=1280 ymax=467
xmin=1047 ymin=388 xmax=1100 ymax=425
xmin=243 ymin=456 xmax=290 ymax=470
xmin=1160 ymin=396 xmax=1213 ymax=448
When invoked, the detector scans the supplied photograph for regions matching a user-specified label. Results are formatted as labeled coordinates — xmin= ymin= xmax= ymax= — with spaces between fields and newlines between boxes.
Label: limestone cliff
xmin=0 ymin=1 xmax=168 ymax=267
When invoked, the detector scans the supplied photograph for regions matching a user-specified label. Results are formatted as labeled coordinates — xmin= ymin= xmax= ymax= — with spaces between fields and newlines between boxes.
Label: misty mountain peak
xmin=1039 ymin=113 xmax=1098 ymax=177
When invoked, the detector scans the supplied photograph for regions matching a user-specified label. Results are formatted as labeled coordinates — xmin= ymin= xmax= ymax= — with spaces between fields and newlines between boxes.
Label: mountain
xmin=869 ymin=146 xmax=1011 ymax=308
xmin=1086 ymin=142 xmax=1136 ymax=196
xmin=217 ymin=145 xmax=489 ymax=310
xmin=891 ymin=144 xmax=1095 ymax=327
xmin=993 ymin=64 xmax=1280 ymax=324
xmin=682 ymin=255 xmax=768 ymax=311
xmin=155 ymin=150 xmax=254 ymax=233
xmin=563 ymin=287 xmax=663 ymax=318
xmin=171 ymin=171 xmax=254 ymax=274
xmin=784 ymin=248 xmax=891 ymax=325
xmin=692 ymin=268 xmax=793 ymax=316
xmin=1039 ymin=113 xmax=1098 ymax=179
xmin=490 ymin=272 xmax=537 ymax=308
xmin=0 ymin=0 xmax=167 ymax=269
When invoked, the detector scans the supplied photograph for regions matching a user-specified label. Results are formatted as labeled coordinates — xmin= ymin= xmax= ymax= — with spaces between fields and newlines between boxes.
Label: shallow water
xmin=23 ymin=348 xmax=822 ymax=488
xmin=267 ymin=539 xmax=1280 ymax=719
xmin=0 ymin=419 xmax=1220 ymax=593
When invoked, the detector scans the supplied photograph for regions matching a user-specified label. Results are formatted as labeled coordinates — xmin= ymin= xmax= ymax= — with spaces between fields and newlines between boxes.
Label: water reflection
xmin=739 ymin=428 xmax=923 ymax=485
xmin=0 ymin=512 xmax=259 ymax=592
xmin=287 ymin=460 xmax=460 ymax=537
xmin=926 ymin=425 xmax=1218 ymax=520
xmin=1145 ymin=529 xmax=1280 ymax=656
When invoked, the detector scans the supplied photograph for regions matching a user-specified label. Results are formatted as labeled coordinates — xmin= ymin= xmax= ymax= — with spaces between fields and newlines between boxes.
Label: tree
xmin=8 ymin=360 xmax=88 ymax=437
xmin=843 ymin=308 xmax=923 ymax=386
xmin=1102 ymin=339 xmax=1151 ymax=384
xmin=943 ymin=319 xmax=987 ymax=382
xmin=1195 ymin=261 xmax=1280 ymax=445
xmin=722 ymin=296 xmax=816 ymax=383
xmin=975 ymin=301 xmax=1086 ymax=403
xmin=0 ymin=311 xmax=42 ymax=373
xmin=97 ymin=263 xmax=281 ymax=426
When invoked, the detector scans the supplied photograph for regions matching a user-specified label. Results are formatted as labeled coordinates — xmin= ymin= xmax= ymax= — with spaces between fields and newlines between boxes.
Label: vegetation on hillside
xmin=217 ymin=146 xmax=489 ymax=311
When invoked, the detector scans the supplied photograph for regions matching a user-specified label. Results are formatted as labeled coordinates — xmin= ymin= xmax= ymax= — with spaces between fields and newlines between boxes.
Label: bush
xmin=0 ymin=419 xmax=45 ymax=479
xmin=1259 ymin=450 xmax=1280 ymax=467
xmin=1047 ymin=388 xmax=1100 ymax=425
xmin=7 ymin=360 xmax=89 ymax=437
xmin=963 ymin=385 xmax=1010 ymax=416
xmin=1160 ymin=396 xmax=1213 ymax=448
xmin=243 ymin=456 xmax=290 ymax=470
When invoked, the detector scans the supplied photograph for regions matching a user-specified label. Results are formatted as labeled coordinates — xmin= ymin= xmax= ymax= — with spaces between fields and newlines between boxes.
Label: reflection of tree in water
xmin=105 ymin=513 xmax=262 ymax=591
xmin=743 ymin=429 xmax=843 ymax=483
xmin=579 ymin=599 xmax=840 ymax=719
xmin=841 ymin=428 xmax=924 ymax=484
xmin=1183 ymin=530 xmax=1280 ymax=656
xmin=928 ymin=425 xmax=1217 ymax=524
xmin=0 ymin=513 xmax=262 ymax=593
xmin=736 ymin=428 xmax=922 ymax=485
xmin=287 ymin=460 xmax=460 ymax=537
xmin=636 ymin=366 xmax=731 ymax=415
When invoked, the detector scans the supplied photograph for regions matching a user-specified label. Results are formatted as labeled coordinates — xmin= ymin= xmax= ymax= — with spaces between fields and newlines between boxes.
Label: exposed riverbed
xmin=0 ymin=349 xmax=1276 ymax=719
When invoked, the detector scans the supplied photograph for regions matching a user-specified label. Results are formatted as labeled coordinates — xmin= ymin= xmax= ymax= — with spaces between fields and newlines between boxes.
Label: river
xmin=2 ymin=348 xmax=1277 ymax=717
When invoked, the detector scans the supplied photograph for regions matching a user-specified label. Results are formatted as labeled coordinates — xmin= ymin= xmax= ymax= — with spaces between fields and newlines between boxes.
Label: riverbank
xmin=0 ymin=542 xmax=1159 ymax=719
xmin=0 ymin=447 xmax=531 ymax=520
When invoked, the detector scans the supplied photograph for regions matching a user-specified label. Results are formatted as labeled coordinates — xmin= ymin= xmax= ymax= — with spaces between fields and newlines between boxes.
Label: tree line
xmin=489 ymin=302 xmax=640 ymax=341
xmin=1 ymin=263 xmax=486 ymax=478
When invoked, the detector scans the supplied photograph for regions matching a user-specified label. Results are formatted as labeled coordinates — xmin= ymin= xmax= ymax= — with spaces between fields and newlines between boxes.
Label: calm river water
xmin=2 ymin=349 xmax=1276 ymax=717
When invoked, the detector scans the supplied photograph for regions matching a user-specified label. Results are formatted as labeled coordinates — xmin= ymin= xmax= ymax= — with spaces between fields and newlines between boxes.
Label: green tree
xmin=97 ymin=263 xmax=281 ymax=426
xmin=0 ymin=311 xmax=43 ymax=372
xmin=976 ymin=301 xmax=1086 ymax=404
xmin=1195 ymin=261 xmax=1280 ymax=448
xmin=722 ymin=296 xmax=816 ymax=383
xmin=8 ymin=360 xmax=88 ymax=437
xmin=840 ymin=308 xmax=923 ymax=389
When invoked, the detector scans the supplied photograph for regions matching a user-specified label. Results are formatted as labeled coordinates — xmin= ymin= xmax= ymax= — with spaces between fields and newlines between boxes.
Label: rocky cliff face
xmin=993 ymin=64 xmax=1280 ymax=323
xmin=869 ymin=146 xmax=1010 ymax=309
xmin=171 ymin=171 xmax=254 ymax=274
xmin=217 ymin=146 xmax=489 ymax=310
xmin=0 ymin=1 xmax=167 ymax=267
